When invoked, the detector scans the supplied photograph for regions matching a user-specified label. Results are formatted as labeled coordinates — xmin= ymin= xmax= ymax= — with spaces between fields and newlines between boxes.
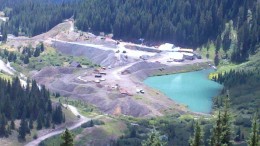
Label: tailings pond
xmin=144 ymin=69 xmax=223 ymax=113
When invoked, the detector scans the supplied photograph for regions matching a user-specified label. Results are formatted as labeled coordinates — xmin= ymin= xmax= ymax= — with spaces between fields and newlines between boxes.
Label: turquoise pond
xmin=144 ymin=69 xmax=223 ymax=113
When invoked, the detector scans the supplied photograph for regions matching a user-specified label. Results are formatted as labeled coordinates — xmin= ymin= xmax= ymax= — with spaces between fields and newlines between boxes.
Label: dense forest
xmin=0 ymin=0 xmax=259 ymax=63
xmin=0 ymin=77 xmax=64 ymax=140
xmin=213 ymin=69 xmax=260 ymax=118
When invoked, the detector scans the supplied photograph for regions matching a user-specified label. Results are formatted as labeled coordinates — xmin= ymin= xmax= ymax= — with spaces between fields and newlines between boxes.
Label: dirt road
xmin=25 ymin=105 xmax=90 ymax=146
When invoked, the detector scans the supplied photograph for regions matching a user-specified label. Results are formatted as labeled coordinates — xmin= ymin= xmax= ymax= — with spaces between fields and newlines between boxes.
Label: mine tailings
xmin=144 ymin=69 xmax=223 ymax=114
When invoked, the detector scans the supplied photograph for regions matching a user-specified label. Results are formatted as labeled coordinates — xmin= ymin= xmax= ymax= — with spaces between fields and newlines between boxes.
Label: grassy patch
xmin=197 ymin=42 xmax=216 ymax=60
xmin=52 ymin=97 xmax=98 ymax=117
xmin=39 ymin=127 xmax=84 ymax=146
xmin=9 ymin=46 xmax=96 ymax=74
xmin=0 ymin=72 xmax=12 ymax=81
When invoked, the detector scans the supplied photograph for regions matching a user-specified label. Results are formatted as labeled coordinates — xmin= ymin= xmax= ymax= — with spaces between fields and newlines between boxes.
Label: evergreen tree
xmin=210 ymin=97 xmax=233 ymax=146
xmin=23 ymin=55 xmax=29 ymax=64
xmin=39 ymin=42 xmax=45 ymax=52
xmin=222 ymin=28 xmax=232 ymax=52
xmin=210 ymin=111 xmax=222 ymax=146
xmin=142 ymin=130 xmax=166 ymax=146
xmin=60 ymin=128 xmax=74 ymax=146
xmin=18 ymin=118 xmax=27 ymax=141
xmin=10 ymin=119 xmax=15 ymax=130
xmin=37 ymin=113 xmax=43 ymax=130
xmin=221 ymin=98 xmax=233 ymax=146
xmin=0 ymin=114 xmax=7 ymax=137
xmin=190 ymin=121 xmax=203 ymax=146
xmin=235 ymin=127 xmax=241 ymax=142
xmin=52 ymin=105 xmax=64 ymax=124
xmin=45 ymin=114 xmax=51 ymax=128
xmin=214 ymin=53 xmax=220 ymax=66
xmin=247 ymin=114 xmax=259 ymax=146
xmin=0 ymin=76 xmax=63 ymax=139
xmin=29 ymin=117 xmax=33 ymax=129
xmin=33 ymin=47 xmax=41 ymax=57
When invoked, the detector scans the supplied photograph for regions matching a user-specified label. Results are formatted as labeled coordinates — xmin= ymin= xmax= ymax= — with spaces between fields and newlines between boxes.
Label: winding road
xmin=25 ymin=105 xmax=90 ymax=146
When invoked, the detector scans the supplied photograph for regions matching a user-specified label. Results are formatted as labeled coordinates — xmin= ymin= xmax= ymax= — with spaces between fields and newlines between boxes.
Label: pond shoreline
xmin=129 ymin=62 xmax=220 ymax=116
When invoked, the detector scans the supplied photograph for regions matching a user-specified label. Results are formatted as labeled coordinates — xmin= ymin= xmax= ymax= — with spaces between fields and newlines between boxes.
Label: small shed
xmin=70 ymin=61 xmax=82 ymax=68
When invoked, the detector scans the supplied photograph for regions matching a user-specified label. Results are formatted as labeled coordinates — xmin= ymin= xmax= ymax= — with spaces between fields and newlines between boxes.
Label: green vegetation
xmin=0 ymin=1 xmax=259 ymax=146
xmin=114 ymin=114 xmax=200 ymax=146
xmin=54 ymin=97 xmax=97 ymax=117
xmin=41 ymin=117 xmax=126 ymax=146
xmin=0 ymin=43 xmax=96 ymax=75
xmin=0 ymin=77 xmax=65 ymax=141
xmin=27 ymin=47 xmax=95 ymax=71
xmin=0 ymin=72 xmax=12 ymax=80
xmin=80 ymin=119 xmax=104 ymax=128
xmin=247 ymin=114 xmax=259 ymax=146
xmin=142 ymin=130 xmax=166 ymax=146
xmin=1 ymin=0 xmax=259 ymax=52
xmin=39 ymin=128 xmax=83 ymax=146
xmin=60 ymin=128 xmax=74 ymax=146
xmin=190 ymin=122 xmax=203 ymax=146
xmin=210 ymin=98 xmax=233 ymax=146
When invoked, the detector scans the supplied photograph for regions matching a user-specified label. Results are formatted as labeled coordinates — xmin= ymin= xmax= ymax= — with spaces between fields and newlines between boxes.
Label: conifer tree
xmin=0 ymin=114 xmax=7 ymax=137
xmin=247 ymin=114 xmax=259 ymax=146
xmin=142 ymin=130 xmax=166 ymax=146
xmin=190 ymin=121 xmax=203 ymax=146
xmin=11 ymin=119 xmax=15 ymax=130
xmin=18 ymin=118 xmax=27 ymax=140
xmin=29 ymin=117 xmax=33 ymax=129
xmin=221 ymin=98 xmax=233 ymax=146
xmin=60 ymin=128 xmax=74 ymax=146
xmin=210 ymin=97 xmax=233 ymax=146
xmin=37 ymin=113 xmax=43 ymax=130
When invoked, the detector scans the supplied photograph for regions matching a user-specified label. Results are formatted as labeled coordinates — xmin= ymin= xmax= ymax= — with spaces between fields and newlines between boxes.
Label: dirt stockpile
xmin=131 ymin=62 xmax=209 ymax=81
xmin=125 ymin=45 xmax=161 ymax=53
xmin=124 ymin=61 xmax=167 ymax=79
xmin=53 ymin=41 xmax=133 ymax=67
xmin=32 ymin=67 xmax=151 ymax=117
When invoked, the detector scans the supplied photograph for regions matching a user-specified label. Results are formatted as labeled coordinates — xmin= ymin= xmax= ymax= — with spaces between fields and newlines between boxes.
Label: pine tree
xmin=33 ymin=47 xmax=41 ymax=57
xmin=53 ymin=105 xmax=63 ymax=124
xmin=60 ymin=128 xmax=74 ymax=146
xmin=210 ymin=96 xmax=233 ymax=146
xmin=18 ymin=118 xmax=27 ymax=141
xmin=23 ymin=55 xmax=29 ymax=64
xmin=11 ymin=119 xmax=15 ymax=130
xmin=247 ymin=114 xmax=259 ymax=146
xmin=29 ymin=117 xmax=33 ymax=129
xmin=39 ymin=42 xmax=45 ymax=52
xmin=210 ymin=111 xmax=222 ymax=146
xmin=37 ymin=113 xmax=43 ymax=130
xmin=190 ymin=121 xmax=203 ymax=146
xmin=0 ymin=114 xmax=7 ymax=137
xmin=221 ymin=98 xmax=232 ymax=146
xmin=142 ymin=130 xmax=166 ymax=146
xmin=45 ymin=114 xmax=51 ymax=128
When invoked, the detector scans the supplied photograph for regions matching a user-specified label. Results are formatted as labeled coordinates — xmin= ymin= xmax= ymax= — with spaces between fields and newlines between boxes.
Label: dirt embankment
xmin=53 ymin=41 xmax=135 ymax=68
xmin=124 ymin=61 xmax=209 ymax=81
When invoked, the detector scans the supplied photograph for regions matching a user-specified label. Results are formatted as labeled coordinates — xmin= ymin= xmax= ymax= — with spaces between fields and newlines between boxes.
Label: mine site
xmin=4 ymin=20 xmax=209 ymax=117
xmin=1 ymin=1 xmax=259 ymax=145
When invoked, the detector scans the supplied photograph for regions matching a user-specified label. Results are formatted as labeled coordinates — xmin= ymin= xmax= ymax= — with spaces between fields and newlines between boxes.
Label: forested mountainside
xmin=1 ymin=0 xmax=259 ymax=57
xmin=0 ymin=0 xmax=75 ymax=36
xmin=0 ymin=77 xmax=64 ymax=140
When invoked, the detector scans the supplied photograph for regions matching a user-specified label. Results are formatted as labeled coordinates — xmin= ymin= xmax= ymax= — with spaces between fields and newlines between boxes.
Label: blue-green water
xmin=144 ymin=69 xmax=223 ymax=113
